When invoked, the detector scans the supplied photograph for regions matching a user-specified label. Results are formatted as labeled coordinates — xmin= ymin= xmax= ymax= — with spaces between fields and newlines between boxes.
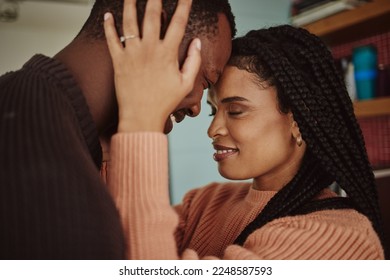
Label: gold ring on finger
xmin=120 ymin=34 xmax=139 ymax=43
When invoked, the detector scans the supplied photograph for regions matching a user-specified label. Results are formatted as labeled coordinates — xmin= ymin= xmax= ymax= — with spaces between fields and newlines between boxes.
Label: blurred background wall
xmin=0 ymin=0 xmax=93 ymax=74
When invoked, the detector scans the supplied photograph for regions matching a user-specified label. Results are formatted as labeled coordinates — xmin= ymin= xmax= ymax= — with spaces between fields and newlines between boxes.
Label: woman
xmin=104 ymin=2 xmax=385 ymax=259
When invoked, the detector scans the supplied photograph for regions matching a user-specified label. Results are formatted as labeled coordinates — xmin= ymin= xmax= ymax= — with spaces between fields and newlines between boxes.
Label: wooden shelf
xmin=353 ymin=97 xmax=390 ymax=117
xmin=299 ymin=0 xmax=390 ymax=118
xmin=302 ymin=0 xmax=390 ymax=46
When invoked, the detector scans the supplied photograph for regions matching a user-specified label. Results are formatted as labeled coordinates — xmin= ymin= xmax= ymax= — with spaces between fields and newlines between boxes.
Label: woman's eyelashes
xmin=209 ymin=106 xmax=217 ymax=116
xmin=208 ymin=104 xmax=244 ymax=117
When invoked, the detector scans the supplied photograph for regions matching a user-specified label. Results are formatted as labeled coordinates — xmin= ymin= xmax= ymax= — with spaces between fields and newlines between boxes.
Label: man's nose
xmin=185 ymin=102 xmax=201 ymax=117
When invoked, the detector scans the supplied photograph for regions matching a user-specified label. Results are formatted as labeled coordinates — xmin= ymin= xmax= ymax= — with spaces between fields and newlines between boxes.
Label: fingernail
xmin=104 ymin=12 xmax=111 ymax=21
xmin=195 ymin=38 xmax=201 ymax=51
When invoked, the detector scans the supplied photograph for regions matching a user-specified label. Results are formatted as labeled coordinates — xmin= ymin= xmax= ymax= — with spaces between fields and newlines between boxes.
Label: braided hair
xmin=230 ymin=25 xmax=385 ymax=253
xmin=79 ymin=0 xmax=236 ymax=40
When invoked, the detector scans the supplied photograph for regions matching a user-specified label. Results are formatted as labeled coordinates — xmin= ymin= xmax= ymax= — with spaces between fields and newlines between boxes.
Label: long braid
xmin=230 ymin=25 xmax=385 ymax=253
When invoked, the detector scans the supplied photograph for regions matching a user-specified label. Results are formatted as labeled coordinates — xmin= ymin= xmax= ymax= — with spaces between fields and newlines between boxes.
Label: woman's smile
xmin=213 ymin=144 xmax=239 ymax=162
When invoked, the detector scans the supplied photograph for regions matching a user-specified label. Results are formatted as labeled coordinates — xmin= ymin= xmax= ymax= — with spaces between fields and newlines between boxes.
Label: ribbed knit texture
xmin=109 ymin=133 xmax=384 ymax=260
xmin=179 ymin=184 xmax=384 ymax=259
xmin=109 ymin=133 xmax=178 ymax=259
xmin=0 ymin=55 xmax=125 ymax=259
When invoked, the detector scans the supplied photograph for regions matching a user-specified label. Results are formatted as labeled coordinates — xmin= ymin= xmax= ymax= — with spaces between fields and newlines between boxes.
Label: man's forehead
xmin=199 ymin=41 xmax=231 ymax=81
xmin=203 ymin=64 xmax=222 ymax=79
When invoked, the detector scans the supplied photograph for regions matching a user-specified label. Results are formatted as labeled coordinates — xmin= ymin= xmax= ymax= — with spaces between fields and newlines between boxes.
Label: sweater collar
xmin=23 ymin=54 xmax=102 ymax=169
xmin=245 ymin=186 xmax=277 ymax=207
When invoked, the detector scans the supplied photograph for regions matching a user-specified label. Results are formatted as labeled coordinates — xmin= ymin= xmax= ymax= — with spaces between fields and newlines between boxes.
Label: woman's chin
xmin=219 ymin=168 xmax=247 ymax=181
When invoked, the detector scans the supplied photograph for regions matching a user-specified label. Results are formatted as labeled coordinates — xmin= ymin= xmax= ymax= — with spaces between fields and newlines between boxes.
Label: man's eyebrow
xmin=221 ymin=96 xmax=249 ymax=103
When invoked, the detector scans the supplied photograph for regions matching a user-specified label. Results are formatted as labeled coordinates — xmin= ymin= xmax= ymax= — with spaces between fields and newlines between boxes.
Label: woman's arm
xmin=108 ymin=133 xmax=179 ymax=259
xmin=104 ymin=0 xmax=201 ymax=259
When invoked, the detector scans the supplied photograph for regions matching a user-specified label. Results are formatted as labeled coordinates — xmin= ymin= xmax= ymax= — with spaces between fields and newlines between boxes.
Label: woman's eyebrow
xmin=221 ymin=96 xmax=249 ymax=103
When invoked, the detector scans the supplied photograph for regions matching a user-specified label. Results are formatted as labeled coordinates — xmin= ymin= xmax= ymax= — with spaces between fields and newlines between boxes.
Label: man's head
xmin=81 ymin=0 xmax=236 ymax=41
xmin=80 ymin=0 xmax=236 ymax=133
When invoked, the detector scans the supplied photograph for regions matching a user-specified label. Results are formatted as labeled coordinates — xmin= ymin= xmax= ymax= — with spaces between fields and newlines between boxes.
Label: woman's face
xmin=207 ymin=66 xmax=306 ymax=191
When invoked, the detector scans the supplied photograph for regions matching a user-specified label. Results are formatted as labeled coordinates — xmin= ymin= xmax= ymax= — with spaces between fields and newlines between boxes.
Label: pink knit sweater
xmin=107 ymin=132 xmax=384 ymax=260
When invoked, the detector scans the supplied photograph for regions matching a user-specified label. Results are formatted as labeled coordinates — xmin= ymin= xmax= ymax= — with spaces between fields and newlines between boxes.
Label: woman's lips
xmin=212 ymin=144 xmax=239 ymax=162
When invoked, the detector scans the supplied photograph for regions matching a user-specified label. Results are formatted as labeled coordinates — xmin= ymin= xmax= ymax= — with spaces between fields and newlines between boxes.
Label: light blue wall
xmin=169 ymin=0 xmax=292 ymax=204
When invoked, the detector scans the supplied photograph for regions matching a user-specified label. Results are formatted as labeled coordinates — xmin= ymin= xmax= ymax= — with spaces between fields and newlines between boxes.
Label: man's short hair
xmin=80 ymin=0 xmax=236 ymax=40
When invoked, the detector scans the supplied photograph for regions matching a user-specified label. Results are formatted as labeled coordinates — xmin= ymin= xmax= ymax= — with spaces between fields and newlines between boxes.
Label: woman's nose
xmin=208 ymin=113 xmax=226 ymax=139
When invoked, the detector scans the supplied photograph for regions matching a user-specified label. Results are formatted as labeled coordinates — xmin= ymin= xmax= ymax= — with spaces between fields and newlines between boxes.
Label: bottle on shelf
xmin=352 ymin=44 xmax=378 ymax=100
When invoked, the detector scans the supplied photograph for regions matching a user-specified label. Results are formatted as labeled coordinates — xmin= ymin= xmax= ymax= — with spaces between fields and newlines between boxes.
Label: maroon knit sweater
xmin=0 ymin=55 xmax=125 ymax=259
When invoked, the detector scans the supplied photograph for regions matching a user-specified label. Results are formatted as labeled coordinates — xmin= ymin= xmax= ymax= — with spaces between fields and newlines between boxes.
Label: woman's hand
xmin=104 ymin=0 xmax=201 ymax=133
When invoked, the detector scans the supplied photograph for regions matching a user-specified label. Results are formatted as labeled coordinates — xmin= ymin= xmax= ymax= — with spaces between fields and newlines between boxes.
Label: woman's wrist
xmin=117 ymin=118 xmax=165 ymax=133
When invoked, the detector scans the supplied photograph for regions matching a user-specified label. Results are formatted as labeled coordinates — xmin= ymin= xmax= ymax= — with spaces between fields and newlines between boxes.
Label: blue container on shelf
xmin=352 ymin=44 xmax=378 ymax=100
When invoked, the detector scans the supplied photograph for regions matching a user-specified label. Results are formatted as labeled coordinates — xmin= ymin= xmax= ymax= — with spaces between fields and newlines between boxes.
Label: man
xmin=0 ymin=0 xmax=235 ymax=259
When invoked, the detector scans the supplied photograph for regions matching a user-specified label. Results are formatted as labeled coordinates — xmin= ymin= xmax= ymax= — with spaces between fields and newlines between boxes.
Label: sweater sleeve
xmin=0 ymin=71 xmax=124 ymax=259
xmin=175 ymin=187 xmax=384 ymax=260
xmin=108 ymin=133 xmax=179 ymax=259
xmin=222 ymin=212 xmax=385 ymax=260
xmin=178 ymin=212 xmax=384 ymax=260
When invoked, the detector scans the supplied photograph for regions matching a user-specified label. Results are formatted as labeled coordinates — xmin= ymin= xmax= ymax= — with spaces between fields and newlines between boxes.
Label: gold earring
xmin=296 ymin=134 xmax=303 ymax=147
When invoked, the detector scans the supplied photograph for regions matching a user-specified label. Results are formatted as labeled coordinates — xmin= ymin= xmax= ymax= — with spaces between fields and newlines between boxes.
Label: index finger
xmin=163 ymin=0 xmax=192 ymax=47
